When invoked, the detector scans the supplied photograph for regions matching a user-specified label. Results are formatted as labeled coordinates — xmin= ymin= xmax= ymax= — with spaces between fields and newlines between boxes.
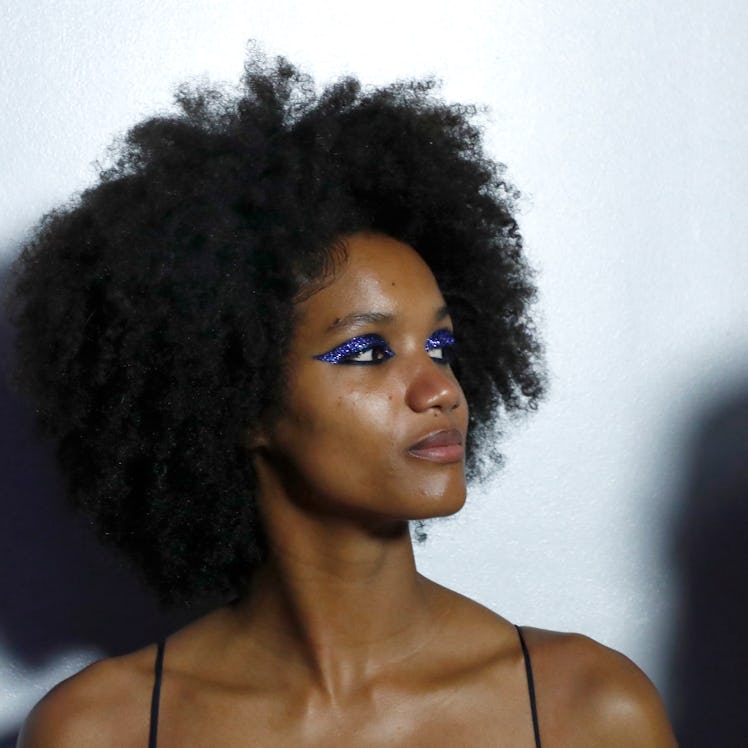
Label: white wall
xmin=2 ymin=0 xmax=747 ymax=737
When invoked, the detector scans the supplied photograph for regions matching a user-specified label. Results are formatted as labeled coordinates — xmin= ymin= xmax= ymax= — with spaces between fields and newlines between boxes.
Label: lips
xmin=407 ymin=428 xmax=464 ymax=463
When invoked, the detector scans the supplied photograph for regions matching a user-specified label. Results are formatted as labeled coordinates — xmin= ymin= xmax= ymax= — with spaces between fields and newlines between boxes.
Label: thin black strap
xmin=516 ymin=625 xmax=542 ymax=748
xmin=148 ymin=639 xmax=166 ymax=748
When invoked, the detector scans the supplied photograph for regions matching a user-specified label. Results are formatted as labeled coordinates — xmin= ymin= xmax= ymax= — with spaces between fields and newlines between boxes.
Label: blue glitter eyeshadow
xmin=425 ymin=329 xmax=457 ymax=364
xmin=425 ymin=329 xmax=456 ymax=351
xmin=314 ymin=334 xmax=394 ymax=365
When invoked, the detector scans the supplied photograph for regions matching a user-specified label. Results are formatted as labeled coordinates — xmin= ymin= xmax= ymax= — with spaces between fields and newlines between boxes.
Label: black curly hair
xmin=8 ymin=50 xmax=544 ymax=605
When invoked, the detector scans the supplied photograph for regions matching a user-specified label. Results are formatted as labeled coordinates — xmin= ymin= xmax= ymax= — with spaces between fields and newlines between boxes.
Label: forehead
xmin=295 ymin=233 xmax=445 ymax=330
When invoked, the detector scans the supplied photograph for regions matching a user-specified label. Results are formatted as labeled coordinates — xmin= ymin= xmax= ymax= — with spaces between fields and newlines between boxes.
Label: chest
xmin=153 ymin=675 xmax=538 ymax=748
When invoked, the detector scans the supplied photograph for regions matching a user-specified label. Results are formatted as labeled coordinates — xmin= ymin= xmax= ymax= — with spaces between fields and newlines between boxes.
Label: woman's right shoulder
xmin=17 ymin=644 xmax=159 ymax=748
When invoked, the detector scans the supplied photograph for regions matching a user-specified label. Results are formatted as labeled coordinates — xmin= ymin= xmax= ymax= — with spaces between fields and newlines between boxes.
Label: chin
xmin=432 ymin=495 xmax=467 ymax=519
xmin=407 ymin=482 xmax=468 ymax=520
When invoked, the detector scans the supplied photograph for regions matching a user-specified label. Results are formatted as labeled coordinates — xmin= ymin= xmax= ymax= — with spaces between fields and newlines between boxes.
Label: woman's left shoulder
xmin=520 ymin=626 xmax=677 ymax=747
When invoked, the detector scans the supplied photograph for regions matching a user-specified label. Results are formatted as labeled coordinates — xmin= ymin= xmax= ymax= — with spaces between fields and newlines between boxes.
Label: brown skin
xmin=18 ymin=234 xmax=677 ymax=747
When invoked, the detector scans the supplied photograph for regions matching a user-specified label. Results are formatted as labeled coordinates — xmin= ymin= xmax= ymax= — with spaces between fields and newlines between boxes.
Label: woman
xmin=10 ymin=52 xmax=676 ymax=746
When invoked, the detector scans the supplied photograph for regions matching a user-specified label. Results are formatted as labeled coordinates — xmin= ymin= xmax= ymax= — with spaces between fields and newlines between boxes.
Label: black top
xmin=516 ymin=625 xmax=543 ymax=747
xmin=148 ymin=639 xmax=165 ymax=748
xmin=148 ymin=628 xmax=542 ymax=747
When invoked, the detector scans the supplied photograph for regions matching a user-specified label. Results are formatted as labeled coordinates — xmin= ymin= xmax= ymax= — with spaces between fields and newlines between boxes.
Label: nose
xmin=405 ymin=359 xmax=463 ymax=414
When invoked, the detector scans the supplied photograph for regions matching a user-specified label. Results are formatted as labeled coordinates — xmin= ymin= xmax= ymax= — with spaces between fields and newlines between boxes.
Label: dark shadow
xmin=669 ymin=385 xmax=748 ymax=747
xmin=0 ymin=258 xmax=203 ymax=745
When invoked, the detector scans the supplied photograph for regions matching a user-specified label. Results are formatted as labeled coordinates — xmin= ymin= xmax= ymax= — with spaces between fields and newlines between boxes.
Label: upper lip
xmin=408 ymin=428 xmax=463 ymax=451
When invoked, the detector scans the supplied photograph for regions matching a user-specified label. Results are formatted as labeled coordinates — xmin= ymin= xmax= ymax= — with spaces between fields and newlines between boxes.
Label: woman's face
xmin=255 ymin=233 xmax=469 ymax=527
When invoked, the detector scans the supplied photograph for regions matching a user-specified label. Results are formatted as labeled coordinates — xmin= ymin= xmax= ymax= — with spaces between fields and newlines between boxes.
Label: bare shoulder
xmin=17 ymin=645 xmax=157 ymax=748
xmin=521 ymin=627 xmax=677 ymax=747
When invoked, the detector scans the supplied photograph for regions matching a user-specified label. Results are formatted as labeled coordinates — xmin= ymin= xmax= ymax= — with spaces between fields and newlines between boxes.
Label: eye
xmin=424 ymin=329 xmax=457 ymax=365
xmin=314 ymin=334 xmax=394 ymax=365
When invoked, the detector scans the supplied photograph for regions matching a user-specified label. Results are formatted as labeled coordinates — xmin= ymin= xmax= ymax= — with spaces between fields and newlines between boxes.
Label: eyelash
xmin=314 ymin=329 xmax=457 ymax=366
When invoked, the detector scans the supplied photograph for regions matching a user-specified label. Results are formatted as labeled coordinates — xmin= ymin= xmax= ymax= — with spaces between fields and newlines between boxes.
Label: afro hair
xmin=8 ymin=50 xmax=544 ymax=605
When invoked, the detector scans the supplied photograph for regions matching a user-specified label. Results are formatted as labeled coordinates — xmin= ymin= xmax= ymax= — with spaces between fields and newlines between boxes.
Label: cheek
xmin=278 ymin=387 xmax=395 ymax=459
xmin=459 ymin=390 xmax=470 ymax=431
xmin=316 ymin=394 xmax=400 ymax=472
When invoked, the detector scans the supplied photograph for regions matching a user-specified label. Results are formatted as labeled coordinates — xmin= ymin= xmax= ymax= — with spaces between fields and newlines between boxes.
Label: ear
xmin=245 ymin=427 xmax=269 ymax=451
xmin=246 ymin=410 xmax=279 ymax=451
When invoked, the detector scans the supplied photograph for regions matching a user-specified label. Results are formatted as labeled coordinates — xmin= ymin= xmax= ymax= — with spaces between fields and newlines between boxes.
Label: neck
xmin=231 ymin=488 xmax=449 ymax=697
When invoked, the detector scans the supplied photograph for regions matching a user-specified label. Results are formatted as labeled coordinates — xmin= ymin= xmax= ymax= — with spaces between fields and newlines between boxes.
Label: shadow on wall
xmin=669 ymin=384 xmax=748 ymax=747
xmin=0 ymin=260 xmax=201 ymax=746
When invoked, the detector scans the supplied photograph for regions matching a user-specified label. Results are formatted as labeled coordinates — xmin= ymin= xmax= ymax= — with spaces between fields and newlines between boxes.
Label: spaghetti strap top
xmin=148 ymin=631 xmax=542 ymax=747
xmin=148 ymin=640 xmax=165 ymax=748
xmin=516 ymin=625 xmax=543 ymax=748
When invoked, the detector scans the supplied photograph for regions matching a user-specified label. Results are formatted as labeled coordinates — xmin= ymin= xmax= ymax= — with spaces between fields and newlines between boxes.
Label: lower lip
xmin=408 ymin=444 xmax=464 ymax=464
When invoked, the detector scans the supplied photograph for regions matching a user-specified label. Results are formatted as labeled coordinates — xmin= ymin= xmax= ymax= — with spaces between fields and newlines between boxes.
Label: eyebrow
xmin=327 ymin=305 xmax=450 ymax=332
